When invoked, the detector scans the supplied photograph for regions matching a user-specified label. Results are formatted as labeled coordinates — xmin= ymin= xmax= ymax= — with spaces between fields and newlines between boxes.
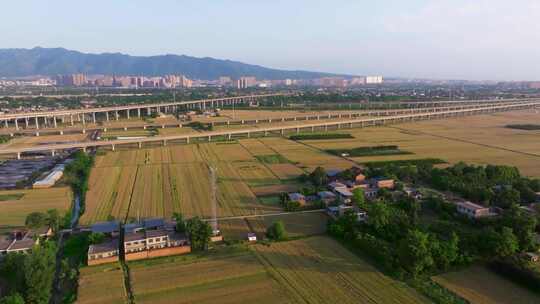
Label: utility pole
xmin=209 ymin=166 xmax=219 ymax=235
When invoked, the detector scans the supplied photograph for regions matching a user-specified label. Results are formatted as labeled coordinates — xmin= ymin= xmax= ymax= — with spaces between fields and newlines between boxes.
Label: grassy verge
xmin=289 ymin=133 xmax=354 ymax=140
xmin=364 ymin=158 xmax=447 ymax=168
xmin=326 ymin=145 xmax=412 ymax=157
xmin=0 ymin=193 xmax=24 ymax=201
xmin=506 ymin=124 xmax=540 ymax=130
xmin=255 ymin=154 xmax=290 ymax=164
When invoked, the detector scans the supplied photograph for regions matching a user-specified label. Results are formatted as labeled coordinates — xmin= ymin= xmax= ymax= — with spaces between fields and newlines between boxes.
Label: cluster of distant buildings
xmin=286 ymin=167 xmax=395 ymax=221
xmin=55 ymin=74 xmax=194 ymax=89
xmin=0 ymin=74 xmax=384 ymax=89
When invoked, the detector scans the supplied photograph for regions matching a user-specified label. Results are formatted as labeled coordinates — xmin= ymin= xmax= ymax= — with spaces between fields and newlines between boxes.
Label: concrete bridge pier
xmin=14 ymin=119 xmax=18 ymax=130
xmin=92 ymin=113 xmax=96 ymax=124
xmin=105 ymin=112 xmax=109 ymax=121
xmin=70 ymin=115 xmax=74 ymax=126
xmin=25 ymin=117 xmax=29 ymax=128
xmin=35 ymin=117 xmax=39 ymax=130
xmin=53 ymin=117 xmax=57 ymax=128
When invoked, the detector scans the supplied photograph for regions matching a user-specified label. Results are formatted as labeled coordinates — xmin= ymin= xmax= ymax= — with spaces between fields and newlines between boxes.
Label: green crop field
xmin=433 ymin=265 xmax=540 ymax=304
xmin=220 ymin=212 xmax=328 ymax=241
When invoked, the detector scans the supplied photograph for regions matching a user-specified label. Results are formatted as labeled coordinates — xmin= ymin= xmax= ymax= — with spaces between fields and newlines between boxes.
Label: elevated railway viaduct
xmin=1 ymin=100 xmax=538 ymax=159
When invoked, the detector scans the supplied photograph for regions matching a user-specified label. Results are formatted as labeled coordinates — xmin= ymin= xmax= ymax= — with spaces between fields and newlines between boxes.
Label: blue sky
xmin=3 ymin=0 xmax=540 ymax=80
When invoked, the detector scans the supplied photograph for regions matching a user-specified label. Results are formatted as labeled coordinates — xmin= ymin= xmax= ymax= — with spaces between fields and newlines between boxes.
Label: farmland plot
xmin=84 ymin=141 xmax=293 ymax=224
xmin=238 ymin=139 xmax=275 ymax=155
xmin=262 ymin=212 xmax=328 ymax=237
xmin=233 ymin=161 xmax=280 ymax=187
xmin=253 ymin=236 xmax=429 ymax=304
xmin=0 ymin=187 xmax=72 ymax=228
xmin=129 ymin=249 xmax=291 ymax=304
xmin=433 ymin=265 xmax=540 ymax=304
xmin=219 ymin=218 xmax=252 ymax=241
xmin=259 ymin=137 xmax=355 ymax=171
xmin=267 ymin=163 xmax=305 ymax=180
xmin=76 ymin=263 xmax=126 ymax=304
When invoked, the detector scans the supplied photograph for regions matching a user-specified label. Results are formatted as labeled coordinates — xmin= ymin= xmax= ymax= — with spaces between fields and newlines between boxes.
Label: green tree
xmin=0 ymin=294 xmax=24 ymax=304
xmin=397 ymin=230 xmax=434 ymax=276
xmin=352 ymin=188 xmax=365 ymax=209
xmin=23 ymin=241 xmax=57 ymax=304
xmin=266 ymin=221 xmax=287 ymax=241
xmin=504 ymin=209 xmax=537 ymax=251
xmin=46 ymin=209 xmax=60 ymax=233
xmin=367 ymin=201 xmax=390 ymax=231
xmin=493 ymin=188 xmax=520 ymax=208
xmin=0 ymin=253 xmax=26 ymax=295
xmin=480 ymin=227 xmax=518 ymax=258
xmin=173 ymin=212 xmax=186 ymax=233
xmin=88 ymin=233 xmax=105 ymax=245
xmin=186 ymin=217 xmax=212 ymax=251
xmin=498 ymin=227 xmax=519 ymax=257
xmin=284 ymin=200 xmax=301 ymax=212
xmin=309 ymin=167 xmax=327 ymax=187
xmin=431 ymin=232 xmax=460 ymax=271
xmin=25 ymin=212 xmax=47 ymax=229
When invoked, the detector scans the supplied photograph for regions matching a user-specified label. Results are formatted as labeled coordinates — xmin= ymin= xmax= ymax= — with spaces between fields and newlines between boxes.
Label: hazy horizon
xmin=3 ymin=0 xmax=540 ymax=81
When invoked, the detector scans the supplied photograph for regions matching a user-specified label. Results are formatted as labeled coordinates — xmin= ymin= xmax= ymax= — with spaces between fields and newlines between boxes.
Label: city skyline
xmin=3 ymin=0 xmax=540 ymax=81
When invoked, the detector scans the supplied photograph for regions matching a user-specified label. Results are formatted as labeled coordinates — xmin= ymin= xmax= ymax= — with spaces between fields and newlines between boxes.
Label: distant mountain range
xmin=0 ymin=47 xmax=347 ymax=80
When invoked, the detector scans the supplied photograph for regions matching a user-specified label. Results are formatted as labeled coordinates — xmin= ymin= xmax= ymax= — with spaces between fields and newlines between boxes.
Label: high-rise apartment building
xmin=365 ymin=76 xmax=384 ymax=84
xmin=236 ymin=76 xmax=257 ymax=89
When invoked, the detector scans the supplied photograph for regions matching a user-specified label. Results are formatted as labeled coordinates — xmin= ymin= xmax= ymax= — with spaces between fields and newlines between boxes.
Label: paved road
xmin=202 ymin=209 xmax=326 ymax=222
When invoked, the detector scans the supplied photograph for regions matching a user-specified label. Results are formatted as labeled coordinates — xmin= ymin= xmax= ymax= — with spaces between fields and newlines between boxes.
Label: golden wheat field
xmin=258 ymin=137 xmax=355 ymax=171
xmin=303 ymin=110 xmax=540 ymax=177
xmin=129 ymin=248 xmax=291 ymax=304
xmin=0 ymin=133 xmax=90 ymax=149
xmin=0 ymin=187 xmax=72 ymax=228
xmin=252 ymin=236 xmax=429 ymax=304
xmin=433 ymin=265 xmax=540 ymax=304
xmin=81 ymin=142 xmax=285 ymax=224
xmin=76 ymin=263 xmax=126 ymax=304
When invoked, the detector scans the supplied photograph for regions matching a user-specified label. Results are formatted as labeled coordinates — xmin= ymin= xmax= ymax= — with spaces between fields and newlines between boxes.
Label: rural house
xmin=288 ymin=193 xmax=306 ymax=205
xmin=318 ymin=191 xmax=337 ymax=205
xmin=456 ymin=201 xmax=496 ymax=219
xmin=87 ymin=238 xmax=120 ymax=266
xmin=369 ymin=178 xmax=395 ymax=189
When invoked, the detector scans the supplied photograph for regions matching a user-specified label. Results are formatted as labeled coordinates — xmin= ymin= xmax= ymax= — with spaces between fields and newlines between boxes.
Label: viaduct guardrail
xmin=2 ymin=101 xmax=539 ymax=158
